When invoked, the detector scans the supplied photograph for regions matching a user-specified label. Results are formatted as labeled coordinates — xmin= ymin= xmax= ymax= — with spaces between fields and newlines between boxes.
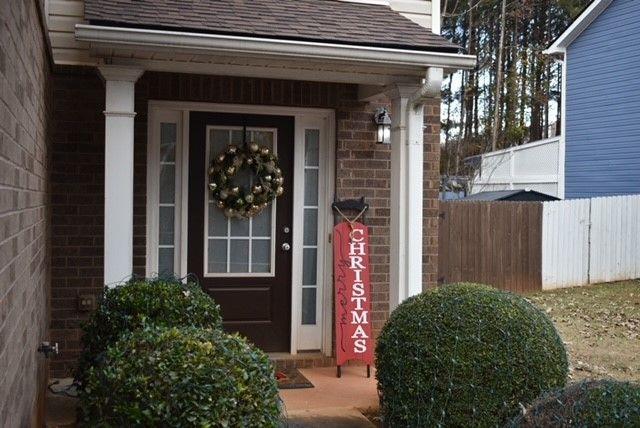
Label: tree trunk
xmin=464 ymin=0 xmax=476 ymax=141
xmin=491 ymin=0 xmax=507 ymax=151
xmin=444 ymin=75 xmax=454 ymax=174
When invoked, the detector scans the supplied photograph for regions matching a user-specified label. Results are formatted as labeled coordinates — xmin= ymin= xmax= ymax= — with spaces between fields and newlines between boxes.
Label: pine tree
xmin=440 ymin=0 xmax=590 ymax=175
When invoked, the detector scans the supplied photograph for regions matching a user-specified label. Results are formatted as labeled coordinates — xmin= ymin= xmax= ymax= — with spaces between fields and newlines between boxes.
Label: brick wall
xmin=423 ymin=98 xmax=441 ymax=289
xmin=0 ymin=0 xmax=51 ymax=426
xmin=50 ymin=69 xmax=105 ymax=377
xmin=50 ymin=71 xmax=440 ymax=376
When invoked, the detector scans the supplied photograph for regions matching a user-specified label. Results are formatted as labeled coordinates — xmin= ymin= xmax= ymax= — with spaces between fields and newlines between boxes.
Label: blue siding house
xmin=547 ymin=0 xmax=640 ymax=198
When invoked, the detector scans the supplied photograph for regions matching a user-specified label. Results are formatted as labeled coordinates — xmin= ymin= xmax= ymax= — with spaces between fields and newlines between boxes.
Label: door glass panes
xmin=206 ymin=127 xmax=276 ymax=275
xmin=159 ymin=206 xmax=174 ymax=246
xmin=251 ymin=240 xmax=271 ymax=273
xmin=229 ymin=240 xmax=250 ymax=272
xmin=230 ymin=217 xmax=250 ymax=236
xmin=302 ymin=248 xmax=317 ymax=286
xmin=252 ymin=208 xmax=271 ymax=236
xmin=160 ymin=123 xmax=177 ymax=162
xmin=304 ymin=170 xmax=319 ymax=206
xmin=302 ymin=288 xmax=317 ymax=325
xmin=303 ymin=208 xmax=318 ymax=246
xmin=158 ymin=123 xmax=177 ymax=276
xmin=207 ymin=239 xmax=227 ymax=273
xmin=158 ymin=248 xmax=174 ymax=276
xmin=304 ymin=129 xmax=319 ymax=167
xmin=302 ymin=129 xmax=320 ymax=325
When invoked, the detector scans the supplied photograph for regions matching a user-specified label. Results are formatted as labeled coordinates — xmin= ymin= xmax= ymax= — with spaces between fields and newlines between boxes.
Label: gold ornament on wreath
xmin=208 ymin=140 xmax=284 ymax=219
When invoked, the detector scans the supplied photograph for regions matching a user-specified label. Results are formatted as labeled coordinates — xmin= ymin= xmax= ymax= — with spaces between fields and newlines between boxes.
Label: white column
xmin=431 ymin=0 xmax=441 ymax=34
xmin=388 ymin=84 xmax=424 ymax=309
xmin=98 ymin=66 xmax=144 ymax=286
xmin=406 ymin=98 xmax=425 ymax=297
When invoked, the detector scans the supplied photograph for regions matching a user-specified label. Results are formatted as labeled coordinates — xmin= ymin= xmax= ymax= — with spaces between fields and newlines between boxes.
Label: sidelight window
xmin=301 ymin=129 xmax=320 ymax=324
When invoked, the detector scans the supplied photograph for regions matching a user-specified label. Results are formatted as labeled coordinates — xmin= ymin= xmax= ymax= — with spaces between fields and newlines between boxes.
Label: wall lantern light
xmin=374 ymin=107 xmax=391 ymax=145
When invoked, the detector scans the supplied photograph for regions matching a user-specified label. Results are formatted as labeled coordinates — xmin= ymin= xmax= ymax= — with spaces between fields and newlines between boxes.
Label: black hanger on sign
xmin=331 ymin=197 xmax=369 ymax=213
xmin=332 ymin=197 xmax=369 ymax=225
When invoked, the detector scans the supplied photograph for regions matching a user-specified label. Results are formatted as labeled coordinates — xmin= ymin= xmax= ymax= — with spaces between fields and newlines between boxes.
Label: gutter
xmin=543 ymin=46 xmax=566 ymax=58
xmin=76 ymin=24 xmax=476 ymax=70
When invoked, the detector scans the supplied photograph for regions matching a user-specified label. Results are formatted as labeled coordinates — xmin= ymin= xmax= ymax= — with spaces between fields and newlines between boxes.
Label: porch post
xmin=388 ymin=84 xmax=424 ymax=309
xmin=388 ymin=68 xmax=442 ymax=309
xmin=98 ymin=66 xmax=144 ymax=286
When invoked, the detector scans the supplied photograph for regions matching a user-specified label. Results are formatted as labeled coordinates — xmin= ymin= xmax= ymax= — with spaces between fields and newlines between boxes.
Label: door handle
xmin=281 ymin=243 xmax=291 ymax=251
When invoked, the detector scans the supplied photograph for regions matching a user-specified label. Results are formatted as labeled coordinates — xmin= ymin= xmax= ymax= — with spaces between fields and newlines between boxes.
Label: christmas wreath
xmin=208 ymin=142 xmax=284 ymax=219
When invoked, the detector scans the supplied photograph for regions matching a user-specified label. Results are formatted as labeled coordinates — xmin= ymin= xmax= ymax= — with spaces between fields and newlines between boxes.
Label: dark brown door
xmin=188 ymin=112 xmax=294 ymax=352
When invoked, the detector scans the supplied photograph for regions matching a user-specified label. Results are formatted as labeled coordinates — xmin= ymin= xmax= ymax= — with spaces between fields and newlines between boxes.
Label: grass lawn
xmin=527 ymin=280 xmax=640 ymax=382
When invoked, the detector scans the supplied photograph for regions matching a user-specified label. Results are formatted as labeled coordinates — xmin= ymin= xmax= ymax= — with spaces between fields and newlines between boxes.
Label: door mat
xmin=276 ymin=368 xmax=314 ymax=389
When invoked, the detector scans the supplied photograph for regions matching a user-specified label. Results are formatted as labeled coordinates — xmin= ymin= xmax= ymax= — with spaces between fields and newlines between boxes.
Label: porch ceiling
xmin=76 ymin=24 xmax=476 ymax=86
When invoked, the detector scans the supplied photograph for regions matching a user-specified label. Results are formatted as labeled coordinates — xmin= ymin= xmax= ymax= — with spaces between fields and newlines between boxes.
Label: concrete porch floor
xmin=280 ymin=365 xmax=379 ymax=412
xmin=280 ymin=365 xmax=379 ymax=427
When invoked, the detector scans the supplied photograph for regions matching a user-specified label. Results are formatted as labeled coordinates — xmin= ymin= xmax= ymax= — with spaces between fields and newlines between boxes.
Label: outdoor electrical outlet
xmin=38 ymin=342 xmax=59 ymax=358
xmin=78 ymin=294 xmax=96 ymax=312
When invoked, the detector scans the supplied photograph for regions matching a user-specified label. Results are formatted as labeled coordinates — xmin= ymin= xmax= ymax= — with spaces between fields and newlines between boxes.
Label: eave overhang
xmin=76 ymin=24 xmax=476 ymax=86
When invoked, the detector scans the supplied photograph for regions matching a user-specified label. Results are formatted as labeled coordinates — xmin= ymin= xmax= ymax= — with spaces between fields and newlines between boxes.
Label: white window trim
xmin=146 ymin=101 xmax=335 ymax=356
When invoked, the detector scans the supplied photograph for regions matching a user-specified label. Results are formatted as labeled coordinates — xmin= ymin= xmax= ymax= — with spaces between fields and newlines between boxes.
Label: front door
xmin=188 ymin=112 xmax=294 ymax=352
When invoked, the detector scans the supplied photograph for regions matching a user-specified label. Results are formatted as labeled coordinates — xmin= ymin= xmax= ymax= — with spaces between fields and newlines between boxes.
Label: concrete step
xmin=283 ymin=407 xmax=375 ymax=428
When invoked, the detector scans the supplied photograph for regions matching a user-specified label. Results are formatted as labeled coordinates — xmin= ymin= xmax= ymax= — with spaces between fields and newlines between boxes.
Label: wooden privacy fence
xmin=438 ymin=195 xmax=640 ymax=293
xmin=438 ymin=201 xmax=543 ymax=293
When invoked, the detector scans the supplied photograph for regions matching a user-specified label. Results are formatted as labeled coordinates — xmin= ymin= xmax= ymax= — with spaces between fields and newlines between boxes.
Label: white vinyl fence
xmin=542 ymin=195 xmax=640 ymax=289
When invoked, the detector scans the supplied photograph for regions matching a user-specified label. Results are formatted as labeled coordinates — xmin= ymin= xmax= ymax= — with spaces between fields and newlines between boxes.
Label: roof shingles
xmin=84 ymin=0 xmax=460 ymax=52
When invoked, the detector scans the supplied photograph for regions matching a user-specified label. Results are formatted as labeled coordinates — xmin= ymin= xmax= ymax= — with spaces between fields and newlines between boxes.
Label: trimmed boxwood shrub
xmin=77 ymin=278 xmax=222 ymax=382
xmin=511 ymin=379 xmax=640 ymax=427
xmin=376 ymin=283 xmax=568 ymax=427
xmin=79 ymin=326 xmax=281 ymax=427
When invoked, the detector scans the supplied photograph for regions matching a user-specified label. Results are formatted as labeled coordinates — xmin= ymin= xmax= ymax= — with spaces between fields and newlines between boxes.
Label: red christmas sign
xmin=333 ymin=221 xmax=373 ymax=374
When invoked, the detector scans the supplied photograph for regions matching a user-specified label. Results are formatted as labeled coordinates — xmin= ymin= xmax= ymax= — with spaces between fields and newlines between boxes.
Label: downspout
xmin=409 ymin=67 xmax=444 ymax=109
xmin=404 ymin=67 xmax=443 ymax=296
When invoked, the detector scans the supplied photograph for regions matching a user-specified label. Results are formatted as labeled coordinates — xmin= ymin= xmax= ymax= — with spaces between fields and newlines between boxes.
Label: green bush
xmin=510 ymin=379 xmax=640 ymax=427
xmin=79 ymin=326 xmax=280 ymax=427
xmin=375 ymin=283 xmax=568 ymax=427
xmin=77 ymin=278 xmax=222 ymax=382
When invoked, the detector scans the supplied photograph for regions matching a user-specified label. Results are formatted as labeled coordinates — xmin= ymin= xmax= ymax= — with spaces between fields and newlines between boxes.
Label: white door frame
xmin=146 ymin=100 xmax=335 ymax=356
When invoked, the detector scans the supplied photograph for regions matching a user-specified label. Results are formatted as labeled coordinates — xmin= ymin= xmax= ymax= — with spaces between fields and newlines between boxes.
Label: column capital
xmin=386 ymin=83 xmax=422 ymax=100
xmin=101 ymin=67 xmax=142 ymax=115
xmin=98 ymin=65 xmax=144 ymax=83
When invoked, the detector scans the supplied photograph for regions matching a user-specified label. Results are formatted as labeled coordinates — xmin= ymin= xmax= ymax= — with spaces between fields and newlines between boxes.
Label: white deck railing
xmin=470 ymin=137 xmax=562 ymax=198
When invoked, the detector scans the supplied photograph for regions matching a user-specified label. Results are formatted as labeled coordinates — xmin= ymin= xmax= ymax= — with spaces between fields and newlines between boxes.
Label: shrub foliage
xmin=77 ymin=278 xmax=222 ymax=381
xmin=511 ymin=379 xmax=640 ymax=427
xmin=79 ymin=326 xmax=280 ymax=427
xmin=375 ymin=283 xmax=568 ymax=427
